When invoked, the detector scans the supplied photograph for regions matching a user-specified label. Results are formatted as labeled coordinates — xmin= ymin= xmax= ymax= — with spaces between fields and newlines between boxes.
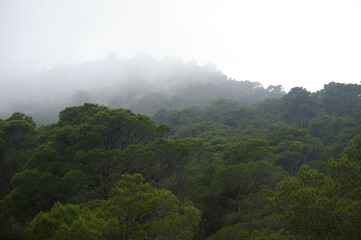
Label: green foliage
xmin=208 ymin=225 xmax=293 ymax=240
xmin=58 ymin=103 xmax=108 ymax=126
xmin=223 ymin=139 xmax=274 ymax=164
xmin=72 ymin=108 xmax=161 ymax=150
xmin=61 ymin=170 xmax=89 ymax=203
xmin=4 ymin=113 xmax=36 ymax=149
xmin=2 ymin=82 xmax=361 ymax=239
xmin=273 ymin=140 xmax=312 ymax=174
xmin=346 ymin=134 xmax=361 ymax=162
xmin=208 ymin=224 xmax=249 ymax=240
xmin=25 ymin=143 xmax=66 ymax=175
xmin=213 ymin=162 xmax=286 ymax=200
xmin=57 ymin=104 xmax=170 ymax=152
xmin=6 ymin=170 xmax=63 ymax=222
xmin=270 ymin=166 xmax=337 ymax=239
xmin=189 ymin=161 xmax=287 ymax=236
xmin=7 ymin=112 xmax=36 ymax=127
xmin=316 ymin=82 xmax=361 ymax=116
xmin=27 ymin=174 xmax=201 ymax=240
xmin=307 ymin=115 xmax=348 ymax=141
xmin=270 ymin=134 xmax=361 ymax=239
xmin=282 ymin=87 xmax=317 ymax=128
xmin=250 ymin=229 xmax=293 ymax=240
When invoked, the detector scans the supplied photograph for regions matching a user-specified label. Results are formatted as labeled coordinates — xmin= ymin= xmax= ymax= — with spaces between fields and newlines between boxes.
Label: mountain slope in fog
xmin=0 ymin=54 xmax=284 ymax=124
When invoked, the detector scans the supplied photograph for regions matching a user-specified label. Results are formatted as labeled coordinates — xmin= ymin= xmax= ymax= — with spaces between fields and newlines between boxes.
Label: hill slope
xmin=0 ymin=54 xmax=284 ymax=124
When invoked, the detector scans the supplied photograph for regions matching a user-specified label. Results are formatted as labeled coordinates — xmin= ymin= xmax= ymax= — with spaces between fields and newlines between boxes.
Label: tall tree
xmin=282 ymin=87 xmax=317 ymax=128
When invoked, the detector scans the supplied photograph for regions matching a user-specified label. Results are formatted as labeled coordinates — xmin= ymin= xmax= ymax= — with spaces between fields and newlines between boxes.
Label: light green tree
xmin=27 ymin=174 xmax=200 ymax=240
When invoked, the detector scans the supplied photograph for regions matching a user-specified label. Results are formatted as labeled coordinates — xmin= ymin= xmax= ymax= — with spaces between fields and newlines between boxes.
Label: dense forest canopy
xmin=2 ymin=0 xmax=361 ymax=238
xmin=1 ymin=58 xmax=361 ymax=239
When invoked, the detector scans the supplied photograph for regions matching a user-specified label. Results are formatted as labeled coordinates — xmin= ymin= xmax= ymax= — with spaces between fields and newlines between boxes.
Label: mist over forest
xmin=0 ymin=54 xmax=284 ymax=124
xmin=1 ymin=50 xmax=361 ymax=239
xmin=2 ymin=0 xmax=361 ymax=238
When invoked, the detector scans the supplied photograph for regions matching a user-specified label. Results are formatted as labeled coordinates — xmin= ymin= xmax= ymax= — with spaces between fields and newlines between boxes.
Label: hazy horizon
xmin=1 ymin=0 xmax=361 ymax=92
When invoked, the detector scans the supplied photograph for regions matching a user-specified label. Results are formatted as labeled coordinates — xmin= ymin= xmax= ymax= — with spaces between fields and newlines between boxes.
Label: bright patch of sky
xmin=1 ymin=0 xmax=360 ymax=91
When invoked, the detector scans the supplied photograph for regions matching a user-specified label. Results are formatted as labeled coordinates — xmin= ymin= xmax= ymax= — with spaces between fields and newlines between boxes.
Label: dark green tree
xmin=282 ymin=87 xmax=317 ymax=128
xmin=5 ymin=170 xmax=63 ymax=222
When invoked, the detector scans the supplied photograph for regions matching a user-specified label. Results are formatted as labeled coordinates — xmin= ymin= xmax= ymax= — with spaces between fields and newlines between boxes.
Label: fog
xmin=0 ymin=53 xmax=286 ymax=124
xmin=1 ymin=0 xmax=361 ymax=121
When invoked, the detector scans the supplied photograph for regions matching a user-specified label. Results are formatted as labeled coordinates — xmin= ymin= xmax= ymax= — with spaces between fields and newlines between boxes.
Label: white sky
xmin=1 ymin=0 xmax=361 ymax=91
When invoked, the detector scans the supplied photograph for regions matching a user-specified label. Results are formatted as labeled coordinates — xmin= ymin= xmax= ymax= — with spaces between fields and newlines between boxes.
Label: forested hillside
xmin=1 ymin=81 xmax=361 ymax=239
xmin=0 ymin=54 xmax=283 ymax=125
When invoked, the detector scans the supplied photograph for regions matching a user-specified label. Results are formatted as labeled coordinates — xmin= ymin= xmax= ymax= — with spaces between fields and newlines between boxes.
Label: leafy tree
xmin=201 ymin=162 xmax=286 ymax=235
xmin=5 ymin=170 xmax=63 ymax=222
xmin=307 ymin=115 xmax=348 ymax=141
xmin=2 ymin=80 xmax=361 ymax=239
xmin=74 ymin=148 xmax=125 ymax=199
xmin=25 ymin=143 xmax=67 ymax=176
xmin=6 ymin=112 xmax=36 ymax=127
xmin=27 ymin=174 xmax=201 ymax=240
xmin=72 ymin=108 xmax=167 ymax=151
xmin=273 ymin=140 xmax=312 ymax=175
xmin=208 ymin=225 xmax=293 ymax=240
xmin=250 ymin=229 xmax=293 ymax=240
xmin=270 ymin=166 xmax=336 ymax=239
xmin=119 ymin=138 xmax=208 ymax=191
xmin=213 ymin=162 xmax=286 ymax=212
xmin=317 ymin=82 xmax=361 ymax=116
xmin=58 ymin=103 xmax=108 ymax=126
xmin=208 ymin=224 xmax=249 ymax=240
xmin=154 ymin=107 xmax=202 ymax=129
xmin=282 ymin=87 xmax=317 ymax=128
xmin=61 ymin=170 xmax=89 ymax=203
xmin=4 ymin=112 xmax=36 ymax=149
xmin=270 ymin=134 xmax=361 ymax=239
xmin=0 ymin=113 xmax=36 ymax=198
xmin=345 ymin=134 xmax=361 ymax=162
xmin=223 ymin=139 xmax=274 ymax=164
